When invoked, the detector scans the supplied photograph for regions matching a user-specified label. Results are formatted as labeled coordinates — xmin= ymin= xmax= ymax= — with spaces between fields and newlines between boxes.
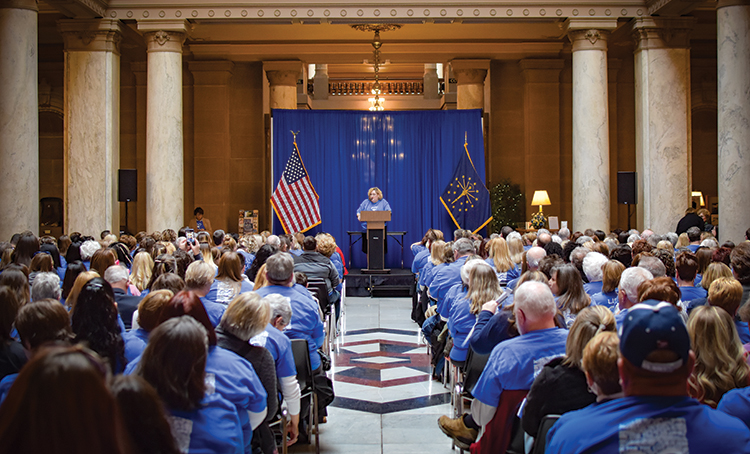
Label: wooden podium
xmin=360 ymin=210 xmax=391 ymax=273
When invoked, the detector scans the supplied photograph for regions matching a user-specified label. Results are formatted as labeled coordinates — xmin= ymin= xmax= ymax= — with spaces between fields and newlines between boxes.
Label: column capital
xmin=449 ymin=59 xmax=490 ymax=84
xmin=58 ymin=19 xmax=123 ymax=54
xmin=718 ymin=0 xmax=750 ymax=7
xmin=188 ymin=60 xmax=234 ymax=85
xmin=632 ymin=17 xmax=695 ymax=51
xmin=264 ymin=61 xmax=303 ymax=86
xmin=564 ymin=18 xmax=618 ymax=52
xmin=138 ymin=20 xmax=188 ymax=53
xmin=0 ymin=0 xmax=37 ymax=11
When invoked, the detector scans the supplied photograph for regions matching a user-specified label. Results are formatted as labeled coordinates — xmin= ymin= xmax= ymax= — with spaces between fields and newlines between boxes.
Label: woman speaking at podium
xmin=356 ymin=187 xmax=391 ymax=252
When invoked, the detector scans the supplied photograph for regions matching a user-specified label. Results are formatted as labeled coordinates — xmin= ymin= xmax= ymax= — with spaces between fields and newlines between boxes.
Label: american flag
xmin=271 ymin=143 xmax=322 ymax=234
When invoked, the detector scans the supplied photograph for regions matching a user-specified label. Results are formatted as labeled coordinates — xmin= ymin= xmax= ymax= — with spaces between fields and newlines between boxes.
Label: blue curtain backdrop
xmin=272 ymin=109 xmax=486 ymax=270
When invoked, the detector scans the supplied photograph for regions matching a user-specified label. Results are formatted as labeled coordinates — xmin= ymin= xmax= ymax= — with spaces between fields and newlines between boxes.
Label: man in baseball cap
xmin=545 ymin=300 xmax=750 ymax=453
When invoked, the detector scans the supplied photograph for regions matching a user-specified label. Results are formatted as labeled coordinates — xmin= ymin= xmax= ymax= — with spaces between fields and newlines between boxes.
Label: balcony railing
xmin=327 ymin=80 xmax=425 ymax=96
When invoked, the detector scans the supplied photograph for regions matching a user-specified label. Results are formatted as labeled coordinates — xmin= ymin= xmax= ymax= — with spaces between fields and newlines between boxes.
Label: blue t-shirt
xmin=255 ymin=285 xmax=324 ymax=370
xmin=472 ymin=327 xmax=568 ymax=407
xmin=484 ymin=257 xmax=521 ymax=287
xmin=448 ymin=295 xmax=476 ymax=362
xmin=679 ymin=285 xmax=707 ymax=305
xmin=583 ymin=281 xmax=603 ymax=296
xmin=356 ymin=198 xmax=392 ymax=229
xmin=424 ymin=262 xmax=448 ymax=289
xmin=200 ymin=296 xmax=227 ymax=328
xmin=123 ymin=327 xmax=149 ymax=363
xmin=737 ymin=320 xmax=750 ymax=344
xmin=718 ymin=386 xmax=750 ymax=430
xmin=412 ymin=249 xmax=431 ymax=275
xmin=430 ymin=256 xmax=468 ymax=307
xmin=168 ymin=393 xmax=243 ymax=454
xmin=0 ymin=373 xmax=17 ymax=404
xmin=419 ymin=261 xmax=436 ymax=287
xmin=591 ymin=290 xmax=619 ymax=314
xmin=250 ymin=324 xmax=297 ymax=379
xmin=469 ymin=308 xmax=517 ymax=355
xmin=205 ymin=280 xmax=254 ymax=306
xmin=548 ymin=395 xmax=750 ymax=454
xmin=439 ymin=284 xmax=465 ymax=320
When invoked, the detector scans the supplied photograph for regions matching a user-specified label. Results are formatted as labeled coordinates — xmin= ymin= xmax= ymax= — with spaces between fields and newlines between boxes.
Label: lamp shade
xmin=531 ymin=190 xmax=551 ymax=207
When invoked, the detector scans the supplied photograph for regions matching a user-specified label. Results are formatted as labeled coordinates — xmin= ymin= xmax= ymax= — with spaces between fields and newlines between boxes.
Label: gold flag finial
xmin=290 ymin=130 xmax=300 ymax=143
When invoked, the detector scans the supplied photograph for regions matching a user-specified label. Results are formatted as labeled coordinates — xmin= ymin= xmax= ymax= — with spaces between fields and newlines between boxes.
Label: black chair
xmin=307 ymin=278 xmax=330 ymax=316
xmin=268 ymin=406 xmax=289 ymax=454
xmin=462 ymin=348 xmax=491 ymax=398
xmin=291 ymin=339 xmax=319 ymax=454
xmin=532 ymin=414 xmax=560 ymax=454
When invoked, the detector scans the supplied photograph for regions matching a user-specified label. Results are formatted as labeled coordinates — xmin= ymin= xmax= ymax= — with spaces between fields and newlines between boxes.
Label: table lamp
xmin=531 ymin=190 xmax=551 ymax=214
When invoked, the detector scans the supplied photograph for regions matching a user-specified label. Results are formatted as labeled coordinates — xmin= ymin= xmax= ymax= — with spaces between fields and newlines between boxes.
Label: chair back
xmin=291 ymin=338 xmax=313 ymax=394
xmin=532 ymin=414 xmax=560 ymax=454
xmin=463 ymin=348 xmax=490 ymax=397
xmin=307 ymin=279 xmax=330 ymax=315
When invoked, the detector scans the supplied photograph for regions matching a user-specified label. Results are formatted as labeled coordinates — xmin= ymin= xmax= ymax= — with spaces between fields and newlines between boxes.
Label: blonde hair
xmin=315 ymin=233 xmax=337 ymax=258
xmin=701 ymin=262 xmax=733 ymax=291
xmin=253 ymin=263 xmax=268 ymax=290
xmin=688 ymin=305 xmax=750 ymax=408
xmin=429 ymin=240 xmax=447 ymax=266
xmin=507 ymin=237 xmax=524 ymax=265
xmin=367 ymin=187 xmax=383 ymax=201
xmin=185 ymin=260 xmax=215 ymax=289
xmin=66 ymin=271 xmax=100 ymax=311
xmin=467 ymin=264 xmax=502 ymax=314
xmin=708 ymin=277 xmax=743 ymax=316
xmin=676 ymin=233 xmax=690 ymax=249
xmin=488 ymin=238 xmax=514 ymax=273
xmin=199 ymin=242 xmax=216 ymax=269
xmin=563 ymin=306 xmax=615 ymax=368
xmin=137 ymin=289 xmax=174 ymax=331
xmin=130 ymin=252 xmax=153 ymax=292
xmin=216 ymin=252 xmax=245 ymax=298
xmin=220 ymin=292 xmax=271 ymax=341
xmin=656 ymin=240 xmax=674 ymax=253
xmin=581 ymin=331 xmax=621 ymax=396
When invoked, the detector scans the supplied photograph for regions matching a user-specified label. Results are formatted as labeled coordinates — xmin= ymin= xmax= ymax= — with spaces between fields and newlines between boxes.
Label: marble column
xmin=450 ymin=59 xmax=489 ymax=110
xmin=717 ymin=0 xmax=750 ymax=243
xmin=632 ymin=17 xmax=694 ymax=235
xmin=566 ymin=19 xmax=617 ymax=232
xmin=138 ymin=20 xmax=188 ymax=231
xmin=313 ymin=64 xmax=329 ymax=100
xmin=264 ymin=61 xmax=302 ymax=110
xmin=59 ymin=19 xmax=122 ymax=235
xmin=0 ymin=0 xmax=38 ymax=240
xmin=423 ymin=63 xmax=440 ymax=99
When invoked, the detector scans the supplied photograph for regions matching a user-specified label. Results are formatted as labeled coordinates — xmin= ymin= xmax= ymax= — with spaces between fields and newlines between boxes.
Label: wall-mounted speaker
xmin=118 ymin=169 xmax=137 ymax=202
xmin=617 ymin=172 xmax=637 ymax=205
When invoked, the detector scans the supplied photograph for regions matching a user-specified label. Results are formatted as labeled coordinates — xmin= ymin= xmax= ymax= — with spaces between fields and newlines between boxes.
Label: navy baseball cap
xmin=619 ymin=300 xmax=690 ymax=373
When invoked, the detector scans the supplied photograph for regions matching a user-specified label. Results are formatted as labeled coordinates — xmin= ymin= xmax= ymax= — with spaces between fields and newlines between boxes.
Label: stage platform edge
xmin=344 ymin=268 xmax=415 ymax=297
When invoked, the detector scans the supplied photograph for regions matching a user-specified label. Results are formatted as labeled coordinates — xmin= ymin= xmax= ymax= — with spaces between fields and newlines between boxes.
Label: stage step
xmin=344 ymin=268 xmax=415 ymax=297
xmin=371 ymin=285 xmax=413 ymax=297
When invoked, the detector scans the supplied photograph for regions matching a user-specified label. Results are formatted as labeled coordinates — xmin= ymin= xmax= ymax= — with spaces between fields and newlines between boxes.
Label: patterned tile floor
xmin=289 ymin=296 xmax=458 ymax=454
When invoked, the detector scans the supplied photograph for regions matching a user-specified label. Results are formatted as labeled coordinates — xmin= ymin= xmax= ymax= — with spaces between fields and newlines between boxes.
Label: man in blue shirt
xmin=547 ymin=300 xmax=750 ymax=454
xmin=615 ymin=266 xmax=653 ymax=327
xmin=438 ymin=281 xmax=567 ymax=450
xmin=429 ymin=238 xmax=475 ymax=309
xmin=675 ymin=250 xmax=707 ymax=304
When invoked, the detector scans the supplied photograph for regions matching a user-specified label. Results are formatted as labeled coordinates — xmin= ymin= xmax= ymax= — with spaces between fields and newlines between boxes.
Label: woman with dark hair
xmin=150 ymin=273 xmax=185 ymax=295
xmin=550 ymin=263 xmax=591 ymax=328
xmin=0 ymin=266 xmax=30 ymax=307
xmin=61 ymin=260 xmax=87 ymax=305
xmin=108 ymin=242 xmax=133 ymax=270
xmin=125 ymin=291 xmax=267 ymax=454
xmin=145 ymin=254 xmax=178 ymax=292
xmin=71 ymin=277 xmax=126 ymax=373
xmin=110 ymin=375 xmax=180 ymax=454
xmin=66 ymin=241 xmax=83 ymax=264
xmin=0 ymin=243 xmax=13 ymax=272
xmin=206 ymin=252 xmax=253 ymax=306
xmin=11 ymin=232 xmax=39 ymax=268
xmin=246 ymin=244 xmax=278 ymax=282
xmin=90 ymin=248 xmax=116 ymax=276
xmin=39 ymin=242 xmax=64 ymax=280
xmin=124 ymin=290 xmax=173 ymax=362
xmin=0 ymin=345 xmax=128 ymax=453
xmin=0 ymin=287 xmax=26 ymax=379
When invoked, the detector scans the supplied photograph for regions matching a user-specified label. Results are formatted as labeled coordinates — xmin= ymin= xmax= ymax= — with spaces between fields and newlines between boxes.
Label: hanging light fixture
xmin=352 ymin=24 xmax=401 ymax=111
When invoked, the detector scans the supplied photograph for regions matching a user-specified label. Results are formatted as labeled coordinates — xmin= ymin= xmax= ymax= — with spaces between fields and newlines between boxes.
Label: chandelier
xmin=352 ymin=24 xmax=401 ymax=111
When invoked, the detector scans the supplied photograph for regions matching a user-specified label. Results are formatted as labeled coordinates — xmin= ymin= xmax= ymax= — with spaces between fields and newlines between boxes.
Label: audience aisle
xmin=290 ymin=296 xmax=456 ymax=454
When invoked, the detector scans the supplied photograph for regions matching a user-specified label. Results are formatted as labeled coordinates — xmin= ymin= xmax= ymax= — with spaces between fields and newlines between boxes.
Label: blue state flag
xmin=440 ymin=143 xmax=493 ymax=233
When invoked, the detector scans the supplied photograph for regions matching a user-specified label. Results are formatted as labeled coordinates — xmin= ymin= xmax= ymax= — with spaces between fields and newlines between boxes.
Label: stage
xmin=344 ymin=268 xmax=416 ymax=297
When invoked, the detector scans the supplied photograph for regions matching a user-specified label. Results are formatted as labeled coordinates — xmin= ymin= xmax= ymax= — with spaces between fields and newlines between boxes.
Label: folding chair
xmin=531 ymin=414 xmax=560 ymax=454
xmin=291 ymin=339 xmax=319 ymax=454
xmin=268 ymin=406 xmax=289 ymax=454
xmin=307 ymin=278 xmax=332 ymax=356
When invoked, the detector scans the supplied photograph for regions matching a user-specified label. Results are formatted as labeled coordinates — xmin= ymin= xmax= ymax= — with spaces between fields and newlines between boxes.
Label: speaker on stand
xmin=617 ymin=171 xmax=637 ymax=231
xmin=118 ymin=169 xmax=137 ymax=235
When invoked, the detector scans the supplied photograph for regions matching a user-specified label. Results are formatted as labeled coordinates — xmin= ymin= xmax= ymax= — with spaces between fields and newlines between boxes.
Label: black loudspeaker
xmin=617 ymin=171 xmax=637 ymax=205
xmin=118 ymin=169 xmax=137 ymax=202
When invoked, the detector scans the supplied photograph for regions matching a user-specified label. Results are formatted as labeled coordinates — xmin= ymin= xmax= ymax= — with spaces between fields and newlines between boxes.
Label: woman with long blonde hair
xmin=448 ymin=261 xmax=501 ymax=368
xmin=205 ymin=252 xmax=253 ymax=306
xmin=506 ymin=235 xmax=524 ymax=269
xmin=130 ymin=251 xmax=154 ymax=293
xmin=688 ymin=305 xmax=750 ymax=408
xmin=485 ymin=237 xmax=518 ymax=287
xmin=420 ymin=240 xmax=448 ymax=289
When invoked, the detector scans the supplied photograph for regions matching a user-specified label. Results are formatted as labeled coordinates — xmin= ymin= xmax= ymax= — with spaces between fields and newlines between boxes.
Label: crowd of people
xmin=411 ymin=219 xmax=750 ymax=452
xmin=0 ymin=226 xmax=346 ymax=453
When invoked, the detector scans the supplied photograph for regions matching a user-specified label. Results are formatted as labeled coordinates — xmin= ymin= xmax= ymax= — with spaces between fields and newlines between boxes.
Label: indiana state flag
xmin=440 ymin=143 xmax=493 ymax=233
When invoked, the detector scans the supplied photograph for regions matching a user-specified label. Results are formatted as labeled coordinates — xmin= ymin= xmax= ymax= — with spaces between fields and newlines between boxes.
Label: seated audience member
xmin=582 ymin=331 xmax=623 ymax=402
xmin=569 ymin=246 xmax=590 ymax=283
xmin=205 ymin=252 xmax=254 ymax=306
xmin=420 ymin=240 xmax=449 ymax=290
xmin=448 ymin=262 xmax=500 ymax=369
xmin=0 ymin=345 xmax=129 ymax=453
xmin=123 ymin=290 xmax=173 ymax=362
xmin=438 ymin=281 xmax=568 ymax=450
xmin=675 ymin=251 xmax=707 ymax=304
xmin=429 ymin=238 xmax=476 ymax=308
xmin=250 ymin=293 xmax=301 ymax=446
xmin=485 ymin=238 xmax=519 ymax=287
xmin=609 ymin=243 xmax=633 ymax=268
xmin=591 ymin=260 xmax=624 ymax=313
xmin=126 ymin=290 xmax=267 ymax=454
xmin=686 ymin=226 xmax=702 ymax=252
xmin=71 ymin=277 xmax=126 ymax=373
xmin=138 ymin=317 xmax=242 ymax=454
xmin=582 ymin=252 xmax=608 ymax=296
xmin=217 ymin=292 xmax=278 ymax=454
xmin=293 ymin=235 xmax=341 ymax=308
xmin=638 ymin=276 xmax=685 ymax=322
xmin=522 ymin=306 xmax=615 ymax=441
xmin=145 ymin=254 xmax=178 ymax=291
xmin=688 ymin=305 xmax=750 ymax=408
xmin=687 ymin=261 xmax=733 ymax=314
xmin=550 ymin=263 xmax=591 ymax=328
xmin=89 ymin=248 xmax=116 ymax=277
xmin=707 ymin=277 xmax=750 ymax=343
xmin=469 ymin=271 xmax=549 ymax=355
xmin=253 ymin=264 xmax=269 ymax=290
xmin=0 ymin=287 xmax=25 ymax=380
xmin=507 ymin=246 xmax=546 ymax=290
xmin=653 ymin=248 xmax=676 ymax=278
xmin=0 ymin=266 xmax=30 ymax=307
xmin=546 ymin=300 xmax=750 ymax=454
xmin=637 ymin=254 xmax=666 ymax=278
xmin=28 ymin=251 xmax=54 ymax=286
xmin=730 ymin=242 xmax=750 ymax=310
xmin=246 ymin=245 xmax=278 ymax=282
xmin=411 ymin=229 xmax=443 ymax=276
xmin=62 ymin=270 xmax=99 ymax=311
xmin=185 ymin=260 xmax=226 ymax=327
xmin=104 ymin=265 xmax=142 ymax=330
xmin=110 ymin=375 xmax=180 ymax=454
xmin=615 ymin=267 xmax=654 ymax=326
xmin=30 ymin=271 xmax=61 ymax=302
xmin=61 ymin=260 xmax=86 ymax=305
xmin=150 ymin=273 xmax=185 ymax=295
